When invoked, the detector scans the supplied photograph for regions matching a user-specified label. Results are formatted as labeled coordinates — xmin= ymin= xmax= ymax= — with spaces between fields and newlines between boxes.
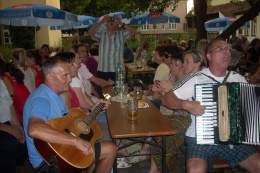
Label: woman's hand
xmin=11 ymin=125 xmax=25 ymax=143
xmin=159 ymin=80 xmax=173 ymax=93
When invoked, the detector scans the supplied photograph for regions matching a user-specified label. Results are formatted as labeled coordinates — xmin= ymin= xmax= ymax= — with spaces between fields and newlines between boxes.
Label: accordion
xmin=195 ymin=82 xmax=260 ymax=145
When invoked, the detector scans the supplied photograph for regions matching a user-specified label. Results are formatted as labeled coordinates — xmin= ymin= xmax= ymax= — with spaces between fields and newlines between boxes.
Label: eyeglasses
xmin=209 ymin=45 xmax=231 ymax=53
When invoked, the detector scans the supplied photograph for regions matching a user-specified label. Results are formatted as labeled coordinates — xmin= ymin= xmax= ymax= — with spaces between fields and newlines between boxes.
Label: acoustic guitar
xmin=34 ymin=95 xmax=110 ymax=173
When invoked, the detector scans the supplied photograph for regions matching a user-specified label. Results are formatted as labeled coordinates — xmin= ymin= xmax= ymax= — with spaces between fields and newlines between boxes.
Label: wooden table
xmin=124 ymin=63 xmax=156 ymax=82
xmin=103 ymin=87 xmax=177 ymax=173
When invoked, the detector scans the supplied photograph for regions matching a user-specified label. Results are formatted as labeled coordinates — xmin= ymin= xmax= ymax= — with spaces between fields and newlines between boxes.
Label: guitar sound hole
xmin=79 ymin=129 xmax=93 ymax=141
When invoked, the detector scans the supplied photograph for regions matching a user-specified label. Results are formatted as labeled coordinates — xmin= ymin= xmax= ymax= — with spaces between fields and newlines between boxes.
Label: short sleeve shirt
xmin=23 ymin=84 xmax=68 ymax=168
xmin=92 ymin=30 xmax=130 ymax=72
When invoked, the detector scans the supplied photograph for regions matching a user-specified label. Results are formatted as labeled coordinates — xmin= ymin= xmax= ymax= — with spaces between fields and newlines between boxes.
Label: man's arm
xmin=89 ymin=76 xmax=114 ymax=87
xmin=123 ymin=24 xmax=137 ymax=37
xmin=161 ymin=90 xmax=205 ymax=116
xmin=88 ymin=15 xmax=109 ymax=37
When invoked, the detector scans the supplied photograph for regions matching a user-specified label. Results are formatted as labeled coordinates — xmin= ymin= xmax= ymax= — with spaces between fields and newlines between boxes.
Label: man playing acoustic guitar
xmin=23 ymin=56 xmax=116 ymax=173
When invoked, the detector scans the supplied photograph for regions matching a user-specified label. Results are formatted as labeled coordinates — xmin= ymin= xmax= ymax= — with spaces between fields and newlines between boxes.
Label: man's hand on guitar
xmin=74 ymin=138 xmax=93 ymax=155
xmin=95 ymin=99 xmax=110 ymax=110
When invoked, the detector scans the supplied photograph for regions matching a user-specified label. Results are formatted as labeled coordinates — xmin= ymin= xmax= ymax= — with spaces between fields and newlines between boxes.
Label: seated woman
xmin=13 ymin=48 xmax=36 ymax=93
xmin=26 ymin=49 xmax=44 ymax=88
xmin=0 ymin=62 xmax=28 ymax=172
xmin=4 ymin=63 xmax=30 ymax=123
xmin=58 ymin=52 xmax=80 ymax=110
xmin=150 ymin=49 xmax=204 ymax=173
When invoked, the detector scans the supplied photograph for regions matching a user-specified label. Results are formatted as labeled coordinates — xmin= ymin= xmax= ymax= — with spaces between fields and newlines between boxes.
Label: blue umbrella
xmin=0 ymin=4 xmax=78 ymax=47
xmin=0 ymin=4 xmax=78 ymax=27
xmin=50 ymin=15 xmax=99 ymax=30
xmin=130 ymin=12 xmax=180 ymax=26
xmin=205 ymin=17 xmax=250 ymax=32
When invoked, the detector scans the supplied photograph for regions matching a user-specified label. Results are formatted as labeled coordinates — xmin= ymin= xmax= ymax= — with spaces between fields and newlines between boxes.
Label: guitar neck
xmin=83 ymin=103 xmax=105 ymax=125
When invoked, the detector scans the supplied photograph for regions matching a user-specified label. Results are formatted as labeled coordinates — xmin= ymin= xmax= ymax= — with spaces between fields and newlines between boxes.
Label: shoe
xmin=125 ymin=150 xmax=150 ymax=164
xmin=117 ymin=158 xmax=132 ymax=168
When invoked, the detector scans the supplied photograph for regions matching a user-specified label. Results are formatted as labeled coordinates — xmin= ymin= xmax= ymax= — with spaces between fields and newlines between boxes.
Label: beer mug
xmin=127 ymin=98 xmax=138 ymax=120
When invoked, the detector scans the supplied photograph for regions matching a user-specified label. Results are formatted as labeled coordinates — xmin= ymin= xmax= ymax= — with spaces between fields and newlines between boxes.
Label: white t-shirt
xmin=18 ymin=66 xmax=36 ymax=93
xmin=70 ymin=73 xmax=85 ymax=94
xmin=173 ymin=68 xmax=247 ymax=137
xmin=78 ymin=63 xmax=93 ymax=96
xmin=0 ymin=79 xmax=12 ymax=123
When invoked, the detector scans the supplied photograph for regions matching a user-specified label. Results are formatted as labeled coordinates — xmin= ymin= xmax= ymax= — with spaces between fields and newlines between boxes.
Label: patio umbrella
xmin=0 ymin=3 xmax=78 ymax=47
xmin=130 ymin=12 xmax=180 ymax=26
xmin=50 ymin=15 xmax=99 ymax=30
xmin=50 ymin=15 xmax=99 ymax=43
xmin=204 ymin=17 xmax=250 ymax=32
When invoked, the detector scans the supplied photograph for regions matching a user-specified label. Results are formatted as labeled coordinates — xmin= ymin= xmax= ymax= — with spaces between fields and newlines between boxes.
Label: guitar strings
xmin=84 ymin=103 xmax=105 ymax=125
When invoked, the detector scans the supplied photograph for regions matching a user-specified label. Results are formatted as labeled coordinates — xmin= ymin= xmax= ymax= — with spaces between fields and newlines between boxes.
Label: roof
xmin=186 ymin=1 xmax=250 ymax=18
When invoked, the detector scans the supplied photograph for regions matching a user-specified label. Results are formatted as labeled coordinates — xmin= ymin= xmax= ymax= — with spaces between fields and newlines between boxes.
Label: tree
xmin=193 ymin=0 xmax=260 ymax=42
xmin=61 ymin=0 xmax=176 ymax=17
xmin=194 ymin=0 xmax=208 ymax=42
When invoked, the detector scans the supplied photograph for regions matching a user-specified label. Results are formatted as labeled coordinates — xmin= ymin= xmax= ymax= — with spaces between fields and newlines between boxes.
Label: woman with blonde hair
xmin=13 ymin=48 xmax=36 ymax=93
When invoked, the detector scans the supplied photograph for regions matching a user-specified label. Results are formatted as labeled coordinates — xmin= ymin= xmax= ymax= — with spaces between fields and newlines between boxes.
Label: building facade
xmin=134 ymin=0 xmax=188 ymax=40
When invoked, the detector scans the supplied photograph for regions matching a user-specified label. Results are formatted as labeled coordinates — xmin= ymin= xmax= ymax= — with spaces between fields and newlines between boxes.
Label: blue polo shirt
xmin=23 ymin=84 xmax=68 ymax=168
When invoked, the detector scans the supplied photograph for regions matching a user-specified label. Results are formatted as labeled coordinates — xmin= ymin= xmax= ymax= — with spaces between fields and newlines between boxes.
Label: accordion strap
xmin=201 ymin=71 xmax=231 ymax=84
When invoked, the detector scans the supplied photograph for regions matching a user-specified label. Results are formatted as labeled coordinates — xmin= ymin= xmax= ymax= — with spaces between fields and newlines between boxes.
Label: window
xmin=238 ymin=29 xmax=243 ymax=35
xmin=153 ymin=24 xmax=157 ymax=30
xmin=141 ymin=24 xmax=149 ymax=31
xmin=162 ymin=24 xmax=165 ymax=30
xmin=3 ymin=29 xmax=12 ymax=44
xmin=169 ymin=23 xmax=177 ymax=30
xmin=251 ymin=18 xmax=257 ymax=36
xmin=245 ymin=29 xmax=249 ymax=36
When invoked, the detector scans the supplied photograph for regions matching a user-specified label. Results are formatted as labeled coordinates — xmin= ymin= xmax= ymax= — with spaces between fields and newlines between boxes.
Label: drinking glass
xmin=127 ymin=98 xmax=138 ymax=120
xmin=118 ymin=84 xmax=128 ymax=108
xmin=133 ymin=86 xmax=143 ymax=100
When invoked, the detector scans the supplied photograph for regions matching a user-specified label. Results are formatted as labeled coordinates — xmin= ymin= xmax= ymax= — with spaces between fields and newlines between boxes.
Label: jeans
xmin=0 ymin=122 xmax=28 ymax=173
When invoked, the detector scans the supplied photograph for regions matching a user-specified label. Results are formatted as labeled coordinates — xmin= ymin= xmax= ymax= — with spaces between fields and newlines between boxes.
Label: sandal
xmin=117 ymin=158 xmax=132 ymax=168
xmin=125 ymin=150 xmax=150 ymax=164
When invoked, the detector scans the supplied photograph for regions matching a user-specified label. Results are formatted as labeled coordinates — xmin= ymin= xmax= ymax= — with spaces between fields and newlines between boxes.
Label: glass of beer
xmin=127 ymin=98 xmax=138 ymax=120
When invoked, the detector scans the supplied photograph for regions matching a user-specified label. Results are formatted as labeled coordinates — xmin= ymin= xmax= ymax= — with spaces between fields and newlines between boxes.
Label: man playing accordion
xmin=161 ymin=38 xmax=260 ymax=173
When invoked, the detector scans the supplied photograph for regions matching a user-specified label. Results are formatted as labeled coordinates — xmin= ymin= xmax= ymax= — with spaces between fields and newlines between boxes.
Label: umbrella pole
xmin=77 ymin=29 xmax=79 ymax=43
xmin=35 ymin=26 xmax=37 ymax=48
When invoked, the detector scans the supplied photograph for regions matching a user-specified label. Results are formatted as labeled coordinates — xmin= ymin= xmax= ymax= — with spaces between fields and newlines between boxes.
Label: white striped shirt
xmin=92 ymin=30 xmax=130 ymax=72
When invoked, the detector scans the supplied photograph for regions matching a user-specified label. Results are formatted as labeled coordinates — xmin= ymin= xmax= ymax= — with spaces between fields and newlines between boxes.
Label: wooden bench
xmin=213 ymin=159 xmax=229 ymax=169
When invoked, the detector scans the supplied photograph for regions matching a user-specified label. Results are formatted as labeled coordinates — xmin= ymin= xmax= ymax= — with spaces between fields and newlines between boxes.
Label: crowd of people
xmin=0 ymin=12 xmax=260 ymax=173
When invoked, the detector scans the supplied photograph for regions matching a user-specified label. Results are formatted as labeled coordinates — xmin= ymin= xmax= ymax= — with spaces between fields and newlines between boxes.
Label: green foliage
xmin=61 ymin=0 xmax=177 ymax=17
xmin=0 ymin=44 xmax=13 ymax=63
xmin=79 ymin=35 xmax=97 ymax=46
xmin=170 ymin=32 xmax=196 ymax=43
xmin=9 ymin=26 xmax=34 ymax=49
xmin=60 ymin=0 xmax=92 ymax=14
xmin=127 ymin=38 xmax=141 ymax=52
